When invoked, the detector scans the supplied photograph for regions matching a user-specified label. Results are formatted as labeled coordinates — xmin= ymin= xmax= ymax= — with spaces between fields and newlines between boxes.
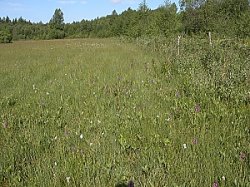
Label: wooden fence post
xmin=177 ymin=35 xmax=181 ymax=56
xmin=209 ymin=32 xmax=212 ymax=46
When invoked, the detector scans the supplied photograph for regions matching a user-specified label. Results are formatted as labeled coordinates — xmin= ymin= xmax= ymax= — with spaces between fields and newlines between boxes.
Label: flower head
xmin=175 ymin=91 xmax=180 ymax=98
xmin=2 ymin=120 xmax=8 ymax=129
xmin=183 ymin=144 xmax=187 ymax=149
xmin=213 ymin=181 xmax=219 ymax=187
xmin=128 ymin=180 xmax=134 ymax=187
xmin=240 ymin=152 xmax=247 ymax=161
xmin=195 ymin=104 xmax=201 ymax=113
xmin=80 ymin=134 xmax=83 ymax=139
xmin=66 ymin=177 xmax=70 ymax=184
xmin=192 ymin=138 xmax=198 ymax=145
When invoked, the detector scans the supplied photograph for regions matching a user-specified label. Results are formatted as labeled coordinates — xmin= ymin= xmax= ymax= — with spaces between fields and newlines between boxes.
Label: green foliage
xmin=49 ymin=8 xmax=64 ymax=30
xmin=0 ymin=38 xmax=249 ymax=187
xmin=138 ymin=0 xmax=149 ymax=12
xmin=0 ymin=30 xmax=12 ymax=43
xmin=48 ymin=9 xmax=65 ymax=39
xmin=180 ymin=0 xmax=250 ymax=37
xmin=47 ymin=28 xmax=65 ymax=39
xmin=1 ymin=0 xmax=250 ymax=40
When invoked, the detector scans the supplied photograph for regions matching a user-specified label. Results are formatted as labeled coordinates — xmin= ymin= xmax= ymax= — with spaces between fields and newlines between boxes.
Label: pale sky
xmin=0 ymin=0 xmax=179 ymax=23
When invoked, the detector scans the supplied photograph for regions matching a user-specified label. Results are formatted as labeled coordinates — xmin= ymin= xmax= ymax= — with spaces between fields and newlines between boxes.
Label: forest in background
xmin=0 ymin=0 xmax=250 ymax=43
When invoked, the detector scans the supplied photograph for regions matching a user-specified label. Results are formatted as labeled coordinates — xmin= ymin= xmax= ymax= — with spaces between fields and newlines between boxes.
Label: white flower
xmin=183 ymin=144 xmax=187 ymax=149
xmin=66 ymin=177 xmax=70 ymax=183
xmin=80 ymin=134 xmax=83 ymax=139
xmin=46 ymin=92 xmax=49 ymax=95
xmin=222 ymin=176 xmax=226 ymax=181
xmin=90 ymin=143 xmax=93 ymax=146
xmin=54 ymin=162 xmax=57 ymax=166
xmin=97 ymin=120 xmax=101 ymax=124
xmin=54 ymin=136 xmax=58 ymax=140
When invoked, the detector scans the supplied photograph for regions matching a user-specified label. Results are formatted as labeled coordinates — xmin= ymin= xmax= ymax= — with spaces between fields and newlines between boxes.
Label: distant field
xmin=0 ymin=39 xmax=249 ymax=186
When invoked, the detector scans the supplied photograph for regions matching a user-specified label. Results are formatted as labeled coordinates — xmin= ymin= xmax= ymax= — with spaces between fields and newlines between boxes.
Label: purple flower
xmin=128 ymin=180 xmax=134 ymax=187
xmin=240 ymin=152 xmax=247 ymax=161
xmin=195 ymin=104 xmax=201 ymax=113
xmin=175 ymin=91 xmax=180 ymax=98
xmin=192 ymin=138 xmax=198 ymax=145
xmin=213 ymin=181 xmax=219 ymax=187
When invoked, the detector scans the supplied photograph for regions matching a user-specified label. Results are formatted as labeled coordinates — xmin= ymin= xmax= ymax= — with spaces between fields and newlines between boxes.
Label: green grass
xmin=0 ymin=38 xmax=249 ymax=186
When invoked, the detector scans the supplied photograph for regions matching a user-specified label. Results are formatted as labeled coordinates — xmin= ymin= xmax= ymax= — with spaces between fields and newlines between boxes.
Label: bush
xmin=47 ymin=29 xmax=65 ymax=39
xmin=0 ymin=30 xmax=12 ymax=43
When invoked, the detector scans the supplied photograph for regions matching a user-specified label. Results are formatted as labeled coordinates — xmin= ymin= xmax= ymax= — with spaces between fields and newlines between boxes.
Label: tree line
xmin=0 ymin=0 xmax=249 ymax=43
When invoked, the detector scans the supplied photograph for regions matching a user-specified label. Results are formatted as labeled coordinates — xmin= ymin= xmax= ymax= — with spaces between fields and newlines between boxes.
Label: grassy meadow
xmin=0 ymin=38 xmax=249 ymax=186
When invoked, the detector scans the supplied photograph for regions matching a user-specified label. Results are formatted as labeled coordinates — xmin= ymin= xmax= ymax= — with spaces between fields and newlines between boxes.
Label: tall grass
xmin=0 ymin=38 xmax=249 ymax=186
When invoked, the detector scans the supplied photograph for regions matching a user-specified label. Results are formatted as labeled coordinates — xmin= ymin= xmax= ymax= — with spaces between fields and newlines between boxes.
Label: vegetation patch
xmin=0 ymin=37 xmax=249 ymax=186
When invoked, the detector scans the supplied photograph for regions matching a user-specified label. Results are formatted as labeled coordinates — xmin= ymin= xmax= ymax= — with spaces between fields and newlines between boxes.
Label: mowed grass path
xmin=0 ymin=39 xmax=249 ymax=186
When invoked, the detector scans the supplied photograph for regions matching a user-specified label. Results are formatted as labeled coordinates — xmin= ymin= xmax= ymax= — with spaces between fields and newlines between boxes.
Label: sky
xmin=0 ymin=0 xmax=179 ymax=23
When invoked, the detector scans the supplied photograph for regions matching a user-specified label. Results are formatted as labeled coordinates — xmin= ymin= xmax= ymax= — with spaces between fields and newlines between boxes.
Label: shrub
xmin=0 ymin=30 xmax=12 ymax=43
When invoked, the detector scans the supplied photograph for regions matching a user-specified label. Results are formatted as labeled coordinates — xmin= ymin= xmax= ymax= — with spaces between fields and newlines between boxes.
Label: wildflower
xmin=192 ymin=138 xmax=198 ymax=145
xmin=240 ymin=152 xmax=247 ymax=161
xmin=46 ymin=92 xmax=50 ymax=95
xmin=222 ymin=176 xmax=226 ymax=181
xmin=183 ymin=144 xmax=187 ymax=149
xmin=90 ymin=143 xmax=93 ymax=146
xmin=80 ymin=134 xmax=83 ymax=139
xmin=32 ymin=84 xmax=36 ymax=90
xmin=195 ymin=104 xmax=201 ymax=113
xmin=54 ymin=162 xmax=57 ymax=166
xmin=64 ymin=129 xmax=69 ymax=137
xmin=97 ymin=120 xmax=101 ymax=124
xmin=166 ymin=117 xmax=171 ymax=122
xmin=212 ymin=181 xmax=219 ymax=187
xmin=2 ymin=120 xmax=8 ymax=129
xmin=128 ymin=180 xmax=134 ymax=187
xmin=66 ymin=177 xmax=70 ymax=183
xmin=175 ymin=91 xmax=180 ymax=98
xmin=54 ymin=136 xmax=58 ymax=140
